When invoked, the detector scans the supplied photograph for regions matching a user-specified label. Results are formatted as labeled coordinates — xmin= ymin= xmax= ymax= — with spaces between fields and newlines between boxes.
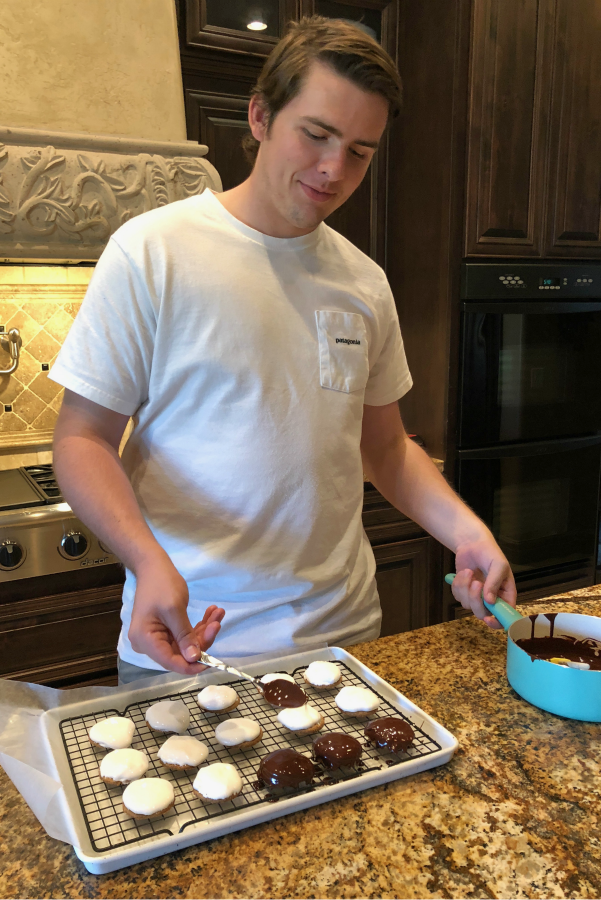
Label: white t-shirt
xmin=50 ymin=190 xmax=412 ymax=669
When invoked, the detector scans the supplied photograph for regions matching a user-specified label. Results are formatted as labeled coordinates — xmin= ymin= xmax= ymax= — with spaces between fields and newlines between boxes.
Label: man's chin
xmin=288 ymin=200 xmax=336 ymax=231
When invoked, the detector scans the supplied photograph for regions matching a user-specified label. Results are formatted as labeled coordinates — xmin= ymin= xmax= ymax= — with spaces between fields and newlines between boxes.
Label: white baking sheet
xmin=25 ymin=647 xmax=457 ymax=874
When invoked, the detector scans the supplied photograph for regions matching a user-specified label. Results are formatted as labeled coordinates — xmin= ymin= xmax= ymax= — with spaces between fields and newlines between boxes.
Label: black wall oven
xmin=457 ymin=262 xmax=601 ymax=597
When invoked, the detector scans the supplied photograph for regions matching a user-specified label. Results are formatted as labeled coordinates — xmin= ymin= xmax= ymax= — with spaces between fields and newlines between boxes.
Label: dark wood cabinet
xmin=465 ymin=0 xmax=601 ymax=259
xmin=184 ymin=91 xmax=253 ymax=192
xmin=373 ymin=537 xmax=431 ymax=635
xmin=465 ymin=0 xmax=554 ymax=257
xmin=544 ymin=0 xmax=601 ymax=256
xmin=0 ymin=582 xmax=123 ymax=688
xmin=363 ymin=481 xmax=442 ymax=635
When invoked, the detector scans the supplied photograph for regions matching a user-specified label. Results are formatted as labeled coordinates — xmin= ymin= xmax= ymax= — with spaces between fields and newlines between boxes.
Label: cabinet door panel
xmin=184 ymin=92 xmax=251 ymax=191
xmin=374 ymin=537 xmax=430 ymax=636
xmin=183 ymin=0 xmax=297 ymax=57
xmin=465 ymin=0 xmax=553 ymax=257
xmin=544 ymin=0 xmax=601 ymax=257
xmin=0 ymin=587 xmax=122 ymax=679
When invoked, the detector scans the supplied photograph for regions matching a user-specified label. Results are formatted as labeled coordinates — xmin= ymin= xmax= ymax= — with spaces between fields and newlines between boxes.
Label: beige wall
xmin=0 ymin=0 xmax=187 ymax=141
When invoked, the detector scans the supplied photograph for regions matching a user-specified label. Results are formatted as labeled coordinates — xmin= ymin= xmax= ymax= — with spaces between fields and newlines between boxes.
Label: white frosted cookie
xmin=145 ymin=699 xmax=190 ymax=734
xmin=158 ymin=735 xmax=210 ymax=770
xmin=277 ymin=704 xmax=324 ymax=735
xmin=197 ymin=684 xmax=240 ymax=713
xmin=193 ymin=762 xmax=243 ymax=802
xmin=214 ymin=718 xmax=263 ymax=750
xmin=335 ymin=686 xmax=381 ymax=718
xmin=89 ymin=716 xmax=135 ymax=750
xmin=303 ymin=661 xmax=342 ymax=688
xmin=122 ymin=777 xmax=175 ymax=819
xmin=100 ymin=749 xmax=149 ymax=785
xmin=260 ymin=672 xmax=296 ymax=685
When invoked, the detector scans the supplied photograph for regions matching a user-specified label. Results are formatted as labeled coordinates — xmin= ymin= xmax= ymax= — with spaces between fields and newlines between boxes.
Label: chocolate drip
xmin=544 ymin=612 xmax=558 ymax=638
xmin=528 ymin=614 xmax=538 ymax=640
xmin=312 ymin=733 xmax=362 ymax=769
xmin=364 ymin=717 xmax=415 ymax=752
xmin=261 ymin=678 xmax=307 ymax=708
xmin=257 ymin=749 xmax=315 ymax=788
xmin=322 ymin=776 xmax=337 ymax=786
xmin=515 ymin=633 xmax=601 ymax=669
xmin=251 ymin=780 xmax=263 ymax=791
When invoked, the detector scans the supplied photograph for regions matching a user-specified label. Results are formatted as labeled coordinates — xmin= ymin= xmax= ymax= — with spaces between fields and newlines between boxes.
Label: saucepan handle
xmin=444 ymin=573 xmax=523 ymax=632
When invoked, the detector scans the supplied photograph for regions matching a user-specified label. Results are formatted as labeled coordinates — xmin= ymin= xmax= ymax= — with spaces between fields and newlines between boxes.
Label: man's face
xmin=249 ymin=61 xmax=389 ymax=236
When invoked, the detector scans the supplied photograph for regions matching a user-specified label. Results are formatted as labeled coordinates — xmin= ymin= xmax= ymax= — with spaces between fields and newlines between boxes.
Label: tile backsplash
xmin=0 ymin=265 xmax=94 ymax=453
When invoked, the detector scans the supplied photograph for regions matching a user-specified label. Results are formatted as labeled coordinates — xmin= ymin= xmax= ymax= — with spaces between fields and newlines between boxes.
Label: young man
xmin=51 ymin=17 xmax=516 ymax=684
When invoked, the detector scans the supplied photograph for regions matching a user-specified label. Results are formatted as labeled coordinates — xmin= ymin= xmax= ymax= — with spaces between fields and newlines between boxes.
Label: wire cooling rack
xmin=59 ymin=662 xmax=442 ymax=853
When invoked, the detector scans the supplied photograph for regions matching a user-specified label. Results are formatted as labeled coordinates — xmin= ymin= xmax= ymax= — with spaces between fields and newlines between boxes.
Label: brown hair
xmin=242 ymin=16 xmax=402 ymax=164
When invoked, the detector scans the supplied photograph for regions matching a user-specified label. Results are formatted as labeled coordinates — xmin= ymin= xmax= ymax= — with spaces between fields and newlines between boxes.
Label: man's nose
xmin=317 ymin=147 xmax=346 ymax=182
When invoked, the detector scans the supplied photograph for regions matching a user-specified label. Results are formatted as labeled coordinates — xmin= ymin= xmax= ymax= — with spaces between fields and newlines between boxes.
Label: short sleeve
xmin=363 ymin=285 xmax=413 ymax=406
xmin=49 ymin=237 xmax=157 ymax=416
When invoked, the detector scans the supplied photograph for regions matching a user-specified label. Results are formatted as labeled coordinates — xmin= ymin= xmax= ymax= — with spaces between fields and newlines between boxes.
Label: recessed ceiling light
xmin=247 ymin=20 xmax=267 ymax=31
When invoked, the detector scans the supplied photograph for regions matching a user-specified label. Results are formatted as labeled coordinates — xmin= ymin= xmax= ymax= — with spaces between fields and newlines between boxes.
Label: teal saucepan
xmin=445 ymin=573 xmax=601 ymax=721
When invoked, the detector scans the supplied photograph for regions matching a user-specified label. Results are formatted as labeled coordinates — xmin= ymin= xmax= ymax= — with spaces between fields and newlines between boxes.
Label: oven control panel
xmin=462 ymin=262 xmax=601 ymax=300
xmin=0 ymin=508 xmax=119 ymax=581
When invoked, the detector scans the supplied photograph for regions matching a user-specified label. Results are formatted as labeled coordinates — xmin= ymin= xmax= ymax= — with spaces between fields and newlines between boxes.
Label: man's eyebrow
xmin=301 ymin=116 xmax=379 ymax=149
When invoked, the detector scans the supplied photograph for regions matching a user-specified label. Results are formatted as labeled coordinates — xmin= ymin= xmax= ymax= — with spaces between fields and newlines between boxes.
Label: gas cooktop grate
xmin=59 ymin=662 xmax=442 ymax=854
xmin=22 ymin=464 xmax=63 ymax=503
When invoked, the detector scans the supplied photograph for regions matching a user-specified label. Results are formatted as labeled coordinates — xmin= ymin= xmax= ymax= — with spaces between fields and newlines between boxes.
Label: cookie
xmin=193 ymin=763 xmax=243 ymax=802
xmin=157 ymin=735 xmax=209 ymax=770
xmin=122 ymin=777 xmax=175 ymax=819
xmin=303 ymin=661 xmax=342 ymax=688
xmin=197 ymin=684 xmax=240 ymax=713
xmin=89 ymin=716 xmax=135 ymax=750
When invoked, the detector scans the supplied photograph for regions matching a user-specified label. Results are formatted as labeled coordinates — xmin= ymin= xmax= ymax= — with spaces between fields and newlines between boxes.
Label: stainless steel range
xmin=0 ymin=464 xmax=119 ymax=581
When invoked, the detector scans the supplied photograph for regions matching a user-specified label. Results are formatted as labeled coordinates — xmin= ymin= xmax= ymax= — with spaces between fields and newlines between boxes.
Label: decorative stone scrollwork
xmin=0 ymin=126 xmax=222 ymax=261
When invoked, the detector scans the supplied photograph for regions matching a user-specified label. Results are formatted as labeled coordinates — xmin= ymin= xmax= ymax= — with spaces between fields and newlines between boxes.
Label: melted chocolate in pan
xmin=518 ymin=614 xmax=601 ymax=669
xmin=261 ymin=678 xmax=307 ymax=708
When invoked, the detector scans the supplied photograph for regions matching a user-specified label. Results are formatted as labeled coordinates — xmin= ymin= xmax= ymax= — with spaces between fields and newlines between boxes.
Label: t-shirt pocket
xmin=316 ymin=309 xmax=369 ymax=393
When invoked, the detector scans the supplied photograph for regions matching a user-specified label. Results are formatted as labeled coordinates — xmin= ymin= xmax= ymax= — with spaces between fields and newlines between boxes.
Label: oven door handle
xmin=457 ymin=433 xmax=601 ymax=459
xmin=462 ymin=301 xmax=601 ymax=314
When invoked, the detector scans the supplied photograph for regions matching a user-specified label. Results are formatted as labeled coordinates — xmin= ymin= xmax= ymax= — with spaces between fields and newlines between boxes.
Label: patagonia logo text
xmin=336 ymin=337 xmax=361 ymax=345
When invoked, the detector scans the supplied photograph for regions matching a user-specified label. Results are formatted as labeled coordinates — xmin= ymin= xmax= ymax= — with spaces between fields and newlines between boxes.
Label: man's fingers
xmin=482 ymin=559 xmax=517 ymax=608
xmin=159 ymin=606 xmax=202 ymax=663
xmin=452 ymin=568 xmax=490 ymax=621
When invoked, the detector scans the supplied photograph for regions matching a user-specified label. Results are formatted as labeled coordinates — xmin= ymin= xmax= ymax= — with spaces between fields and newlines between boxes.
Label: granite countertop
xmin=1 ymin=590 xmax=601 ymax=899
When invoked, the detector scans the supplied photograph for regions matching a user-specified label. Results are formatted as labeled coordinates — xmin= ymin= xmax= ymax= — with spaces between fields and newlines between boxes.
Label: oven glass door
xmin=459 ymin=302 xmax=601 ymax=447
xmin=457 ymin=437 xmax=601 ymax=585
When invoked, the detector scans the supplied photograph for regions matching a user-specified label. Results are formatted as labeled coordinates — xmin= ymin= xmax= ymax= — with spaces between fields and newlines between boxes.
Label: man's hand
xmin=452 ymin=539 xmax=517 ymax=629
xmin=129 ymin=558 xmax=225 ymax=675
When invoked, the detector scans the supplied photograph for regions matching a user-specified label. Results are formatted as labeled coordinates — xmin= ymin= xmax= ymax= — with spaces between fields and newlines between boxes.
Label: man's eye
xmin=303 ymin=128 xmax=327 ymax=141
xmin=350 ymin=148 xmax=366 ymax=160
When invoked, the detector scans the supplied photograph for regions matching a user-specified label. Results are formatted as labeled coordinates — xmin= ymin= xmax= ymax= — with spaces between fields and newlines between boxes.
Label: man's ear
xmin=248 ymin=94 xmax=270 ymax=142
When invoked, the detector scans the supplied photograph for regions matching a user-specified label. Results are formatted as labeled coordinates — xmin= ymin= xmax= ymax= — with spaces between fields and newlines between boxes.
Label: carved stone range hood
xmin=0 ymin=126 xmax=221 ymax=459
xmin=0 ymin=125 xmax=222 ymax=263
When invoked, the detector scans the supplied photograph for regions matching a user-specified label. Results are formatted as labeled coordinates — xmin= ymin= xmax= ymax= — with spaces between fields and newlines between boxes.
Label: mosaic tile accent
xmin=0 ymin=276 xmax=92 ymax=448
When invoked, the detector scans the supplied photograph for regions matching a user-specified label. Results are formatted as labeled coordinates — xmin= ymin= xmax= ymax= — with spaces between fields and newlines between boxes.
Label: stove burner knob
xmin=0 ymin=540 xmax=25 ymax=570
xmin=60 ymin=532 xmax=88 ymax=560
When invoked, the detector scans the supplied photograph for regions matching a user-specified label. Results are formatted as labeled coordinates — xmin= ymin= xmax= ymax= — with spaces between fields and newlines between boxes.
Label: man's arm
xmin=360 ymin=401 xmax=517 ymax=627
xmin=53 ymin=389 xmax=225 ymax=673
